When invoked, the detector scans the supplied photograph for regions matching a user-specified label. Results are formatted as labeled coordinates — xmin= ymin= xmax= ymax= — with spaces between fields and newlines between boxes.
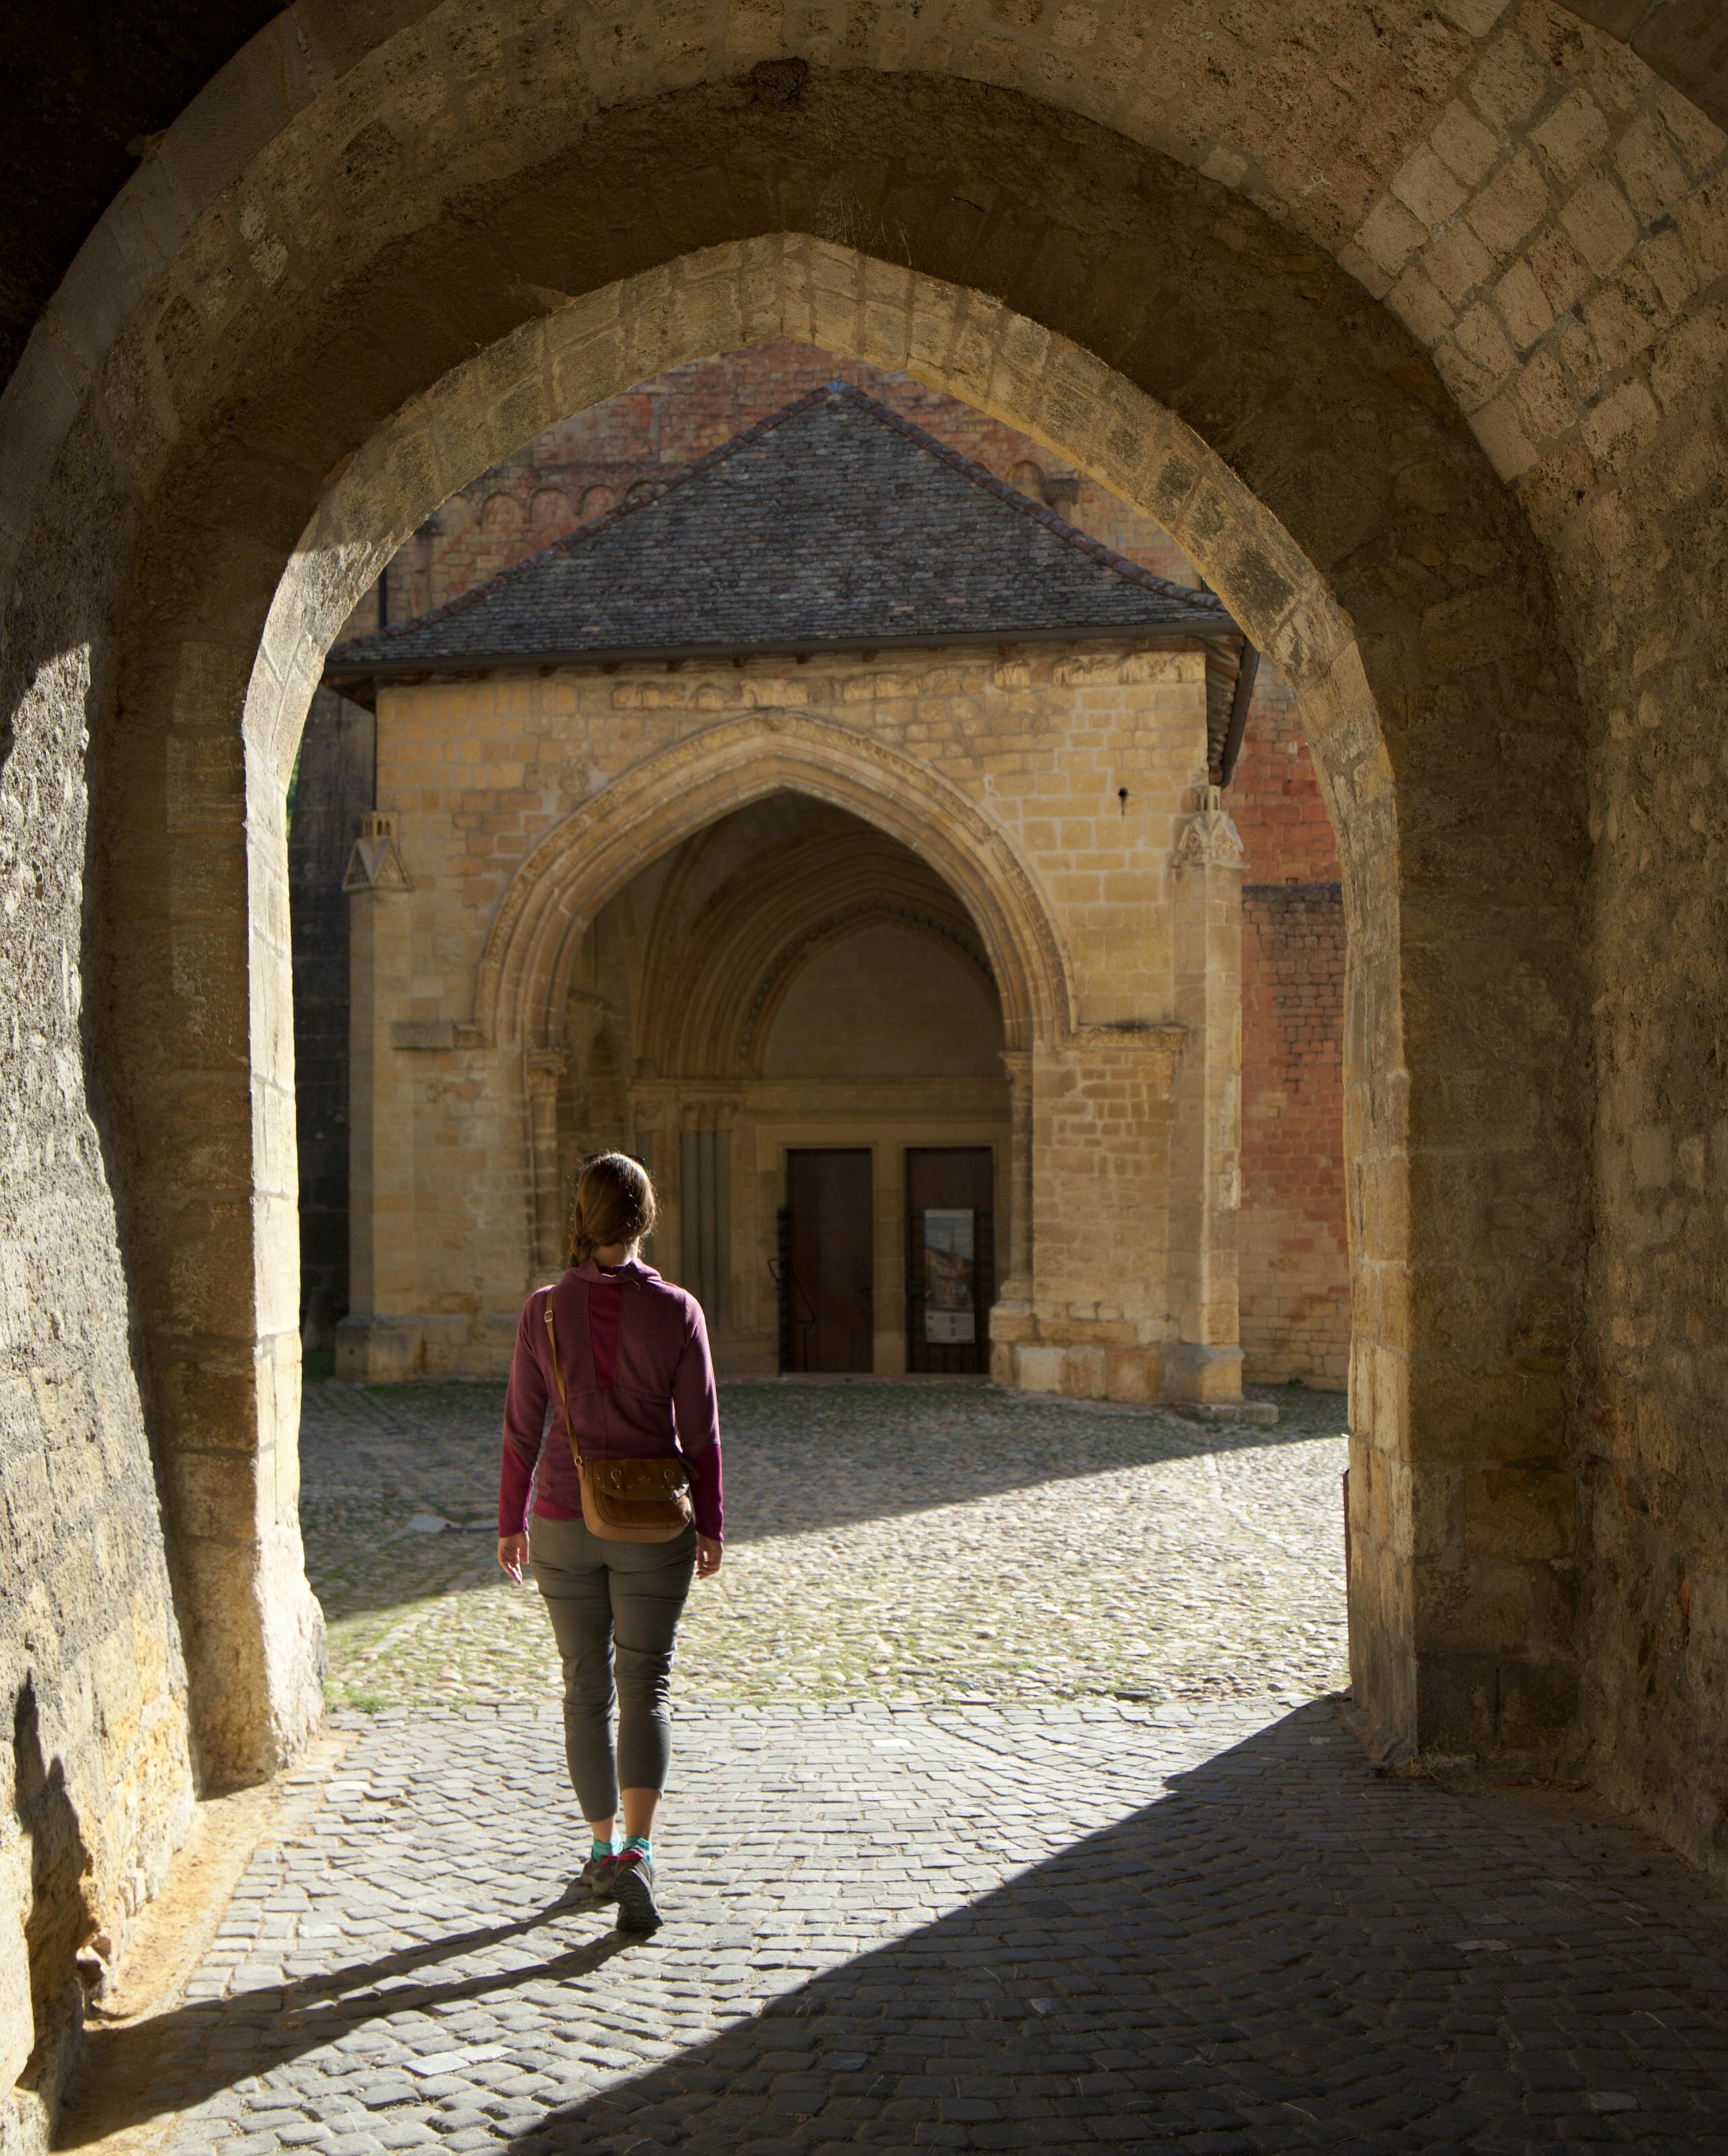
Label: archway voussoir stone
xmin=449 ymin=320 xmax=557 ymax=476
xmin=546 ymin=323 xmax=633 ymax=441
xmin=859 ymin=245 xmax=918 ymax=315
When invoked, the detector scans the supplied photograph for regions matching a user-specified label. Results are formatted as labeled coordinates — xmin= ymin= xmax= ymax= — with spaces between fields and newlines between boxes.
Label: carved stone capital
xmin=1172 ymin=786 xmax=1247 ymax=875
xmin=343 ymin=811 xmax=412 ymax=893
xmin=678 ymin=1095 xmax=741 ymax=1129
xmin=525 ymin=1049 xmax=567 ymax=1097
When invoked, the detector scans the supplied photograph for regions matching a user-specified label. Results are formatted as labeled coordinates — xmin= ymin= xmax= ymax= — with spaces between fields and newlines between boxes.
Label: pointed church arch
xmin=472 ymin=705 xmax=1075 ymax=1059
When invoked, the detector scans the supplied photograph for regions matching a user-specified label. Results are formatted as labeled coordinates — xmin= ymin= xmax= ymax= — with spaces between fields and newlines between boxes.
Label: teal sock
xmin=589 ymin=1836 xmax=615 ymax=1862
xmin=620 ymin=1834 xmax=652 ymax=1861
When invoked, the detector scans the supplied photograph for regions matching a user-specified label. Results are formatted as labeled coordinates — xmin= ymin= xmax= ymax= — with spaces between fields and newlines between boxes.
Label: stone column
xmin=336 ymin=815 xmax=422 ymax=1382
xmin=90 ymin=629 xmax=331 ymax=1790
xmin=526 ymin=1050 xmax=568 ymax=1275
xmin=629 ymin=1082 xmax=676 ymax=1277
xmin=990 ymin=1049 xmax=1035 ymax=1385
xmin=1000 ymin=1049 xmax=1034 ymax=1294
xmin=1166 ymin=786 xmax=1248 ymax=1407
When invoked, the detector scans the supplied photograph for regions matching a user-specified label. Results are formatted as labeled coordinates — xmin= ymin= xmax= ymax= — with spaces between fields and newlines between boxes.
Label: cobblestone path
xmin=300 ymin=1381 xmax=1351 ymax=1713
xmin=70 ymin=1698 xmax=1728 ymax=2155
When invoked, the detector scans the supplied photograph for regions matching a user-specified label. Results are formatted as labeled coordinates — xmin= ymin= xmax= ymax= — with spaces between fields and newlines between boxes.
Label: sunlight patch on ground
xmin=304 ymin=1382 xmax=1348 ymax=1712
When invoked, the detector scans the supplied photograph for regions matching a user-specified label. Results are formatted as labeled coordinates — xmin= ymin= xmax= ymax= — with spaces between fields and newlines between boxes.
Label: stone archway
xmin=470 ymin=705 xmax=1076 ymax=1059
xmin=245 ymin=235 xmax=1448 ymax=1777
xmin=14 ymin=20 xmax=1728 ymax=2135
xmin=12 ymin=63 xmax=1607 ymax=1808
xmin=148 ymin=199 xmax=1576 ymax=1785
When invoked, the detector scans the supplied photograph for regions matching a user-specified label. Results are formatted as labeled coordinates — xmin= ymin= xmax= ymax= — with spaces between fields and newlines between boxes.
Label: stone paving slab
xmin=67 ymin=1699 xmax=1728 ymax=2156
xmin=301 ymin=1382 xmax=1350 ymax=1712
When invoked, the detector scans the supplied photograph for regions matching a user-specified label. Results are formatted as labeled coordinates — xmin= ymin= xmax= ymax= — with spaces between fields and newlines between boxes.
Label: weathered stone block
xmin=335 ymin=1314 xmax=426 ymax=1382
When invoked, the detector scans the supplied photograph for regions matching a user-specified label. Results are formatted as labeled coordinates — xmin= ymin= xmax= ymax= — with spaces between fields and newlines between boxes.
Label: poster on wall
xmin=922 ymin=1209 xmax=977 ymax=1343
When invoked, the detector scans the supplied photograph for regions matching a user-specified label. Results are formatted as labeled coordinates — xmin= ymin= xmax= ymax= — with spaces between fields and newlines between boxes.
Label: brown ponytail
xmin=569 ymin=1151 xmax=656 ymax=1267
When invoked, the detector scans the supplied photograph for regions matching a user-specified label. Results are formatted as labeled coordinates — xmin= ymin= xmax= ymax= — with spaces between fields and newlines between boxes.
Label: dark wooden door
xmin=906 ymin=1148 xmax=995 ymax=1374
xmin=784 ymin=1150 xmax=874 ymax=1372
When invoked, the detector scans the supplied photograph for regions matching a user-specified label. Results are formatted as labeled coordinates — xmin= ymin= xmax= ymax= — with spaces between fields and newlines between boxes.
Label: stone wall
xmin=1315 ymin=5 xmax=1728 ymax=1856
xmin=0 ymin=509 xmax=192 ymax=2153
xmin=287 ymin=691 xmax=374 ymax=1356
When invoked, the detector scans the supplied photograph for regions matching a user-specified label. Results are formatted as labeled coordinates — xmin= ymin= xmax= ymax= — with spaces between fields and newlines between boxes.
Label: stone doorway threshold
xmin=755 ymin=1371 xmax=990 ymax=1383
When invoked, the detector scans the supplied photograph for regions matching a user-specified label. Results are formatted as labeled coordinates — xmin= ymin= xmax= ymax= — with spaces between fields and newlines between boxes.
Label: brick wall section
xmin=1238 ymin=885 xmax=1350 ymax=1387
xmin=1228 ymin=668 xmax=1350 ymax=1388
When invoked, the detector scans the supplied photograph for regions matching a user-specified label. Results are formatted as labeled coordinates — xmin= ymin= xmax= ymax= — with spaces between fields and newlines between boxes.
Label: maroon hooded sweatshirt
xmin=499 ymin=1258 xmax=723 ymax=1540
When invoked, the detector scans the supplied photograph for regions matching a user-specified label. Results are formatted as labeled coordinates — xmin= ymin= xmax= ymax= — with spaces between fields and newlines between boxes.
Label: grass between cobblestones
xmin=302 ymin=1381 xmax=1349 ymax=1717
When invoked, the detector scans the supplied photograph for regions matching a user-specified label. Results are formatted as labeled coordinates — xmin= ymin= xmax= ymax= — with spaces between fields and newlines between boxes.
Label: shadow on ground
xmin=60 ymin=1907 xmax=631 ymax=2149
xmin=61 ymin=1707 xmax=1728 ymax=2154
xmin=301 ymin=1380 xmax=1347 ymax=1624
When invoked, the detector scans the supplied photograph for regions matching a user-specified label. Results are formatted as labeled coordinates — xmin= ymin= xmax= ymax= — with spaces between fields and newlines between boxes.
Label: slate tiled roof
xmin=325 ymin=383 xmax=1248 ymax=759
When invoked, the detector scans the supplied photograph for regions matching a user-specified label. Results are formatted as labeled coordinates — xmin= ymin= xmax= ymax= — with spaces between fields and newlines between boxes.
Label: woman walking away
xmin=497 ymin=1152 xmax=724 ymax=1934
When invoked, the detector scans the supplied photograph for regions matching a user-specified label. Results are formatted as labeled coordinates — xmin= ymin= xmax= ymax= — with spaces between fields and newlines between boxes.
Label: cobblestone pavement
xmin=68 ymin=1697 xmax=1728 ymax=2155
xmin=300 ymin=1382 xmax=1350 ymax=1713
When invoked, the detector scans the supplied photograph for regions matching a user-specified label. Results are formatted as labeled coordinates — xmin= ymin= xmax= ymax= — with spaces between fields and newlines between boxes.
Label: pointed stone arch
xmin=152 ymin=231 xmax=1444 ymax=1787
xmin=252 ymin=235 xmax=1390 ymax=885
xmin=473 ymin=705 xmax=1076 ymax=1060
xmin=17 ymin=61 xmax=1602 ymax=1800
xmin=591 ymin=804 xmax=990 ymax=1082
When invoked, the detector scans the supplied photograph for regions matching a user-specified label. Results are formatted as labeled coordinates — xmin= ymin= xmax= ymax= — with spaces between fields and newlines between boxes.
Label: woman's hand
xmin=695 ymin=1535 xmax=723 ymax=1580
xmin=498 ymin=1533 xmax=529 ymax=1583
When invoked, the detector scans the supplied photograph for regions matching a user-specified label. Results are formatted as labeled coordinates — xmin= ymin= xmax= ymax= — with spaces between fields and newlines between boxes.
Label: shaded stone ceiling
xmin=0 ymin=0 xmax=280 ymax=388
xmin=624 ymin=796 xmax=994 ymax=1081
xmin=1 ymin=3 xmax=1723 ymax=406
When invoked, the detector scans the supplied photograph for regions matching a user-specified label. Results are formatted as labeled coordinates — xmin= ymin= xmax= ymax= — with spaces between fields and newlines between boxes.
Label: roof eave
xmin=323 ymin=617 xmax=1240 ymax=707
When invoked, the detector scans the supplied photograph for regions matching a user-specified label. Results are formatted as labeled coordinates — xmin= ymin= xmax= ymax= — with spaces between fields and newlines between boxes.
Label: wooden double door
xmin=779 ymin=1146 xmax=995 ymax=1375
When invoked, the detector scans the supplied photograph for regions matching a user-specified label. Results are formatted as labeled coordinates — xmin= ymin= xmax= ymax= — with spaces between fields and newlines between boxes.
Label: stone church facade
xmin=296 ymin=346 xmax=1349 ymax=1397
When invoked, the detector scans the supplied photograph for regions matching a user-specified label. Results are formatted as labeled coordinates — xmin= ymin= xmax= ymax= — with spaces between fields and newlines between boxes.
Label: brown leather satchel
xmin=544 ymin=1294 xmax=694 ymax=1543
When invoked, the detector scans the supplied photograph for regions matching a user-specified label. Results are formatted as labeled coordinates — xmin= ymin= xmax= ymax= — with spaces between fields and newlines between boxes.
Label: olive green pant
xmin=528 ymin=1512 xmax=697 ymax=1820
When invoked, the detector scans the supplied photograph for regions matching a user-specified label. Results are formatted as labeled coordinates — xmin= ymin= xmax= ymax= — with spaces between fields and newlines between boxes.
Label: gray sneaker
xmin=611 ymin=1849 xmax=661 ymax=1934
xmin=577 ymin=1851 xmax=618 ymax=1899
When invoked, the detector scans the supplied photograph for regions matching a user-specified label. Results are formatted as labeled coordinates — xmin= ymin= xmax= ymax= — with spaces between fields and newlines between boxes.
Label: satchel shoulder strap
xmin=542 ymin=1291 xmax=587 ymax=1465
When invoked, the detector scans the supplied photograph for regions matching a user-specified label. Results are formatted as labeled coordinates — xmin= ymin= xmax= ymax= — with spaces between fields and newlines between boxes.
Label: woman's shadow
xmin=58 ymin=1892 xmax=634 ymax=2147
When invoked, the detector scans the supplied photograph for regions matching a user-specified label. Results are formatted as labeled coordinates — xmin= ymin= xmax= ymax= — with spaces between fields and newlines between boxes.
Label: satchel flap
xmin=591 ymin=1456 xmax=689 ymax=1498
